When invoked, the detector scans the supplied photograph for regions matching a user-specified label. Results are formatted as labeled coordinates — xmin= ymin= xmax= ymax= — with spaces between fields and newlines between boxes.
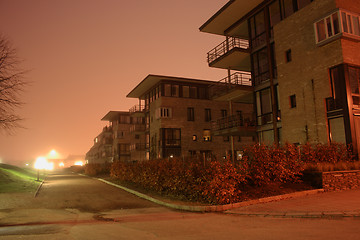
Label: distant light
xmin=59 ymin=162 xmax=64 ymax=167
xmin=74 ymin=161 xmax=83 ymax=166
xmin=48 ymin=149 xmax=59 ymax=159
xmin=25 ymin=163 xmax=29 ymax=166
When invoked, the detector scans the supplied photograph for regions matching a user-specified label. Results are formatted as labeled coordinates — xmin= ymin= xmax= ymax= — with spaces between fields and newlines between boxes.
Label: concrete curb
xmin=34 ymin=180 xmax=44 ymax=198
xmin=97 ymin=178 xmax=324 ymax=213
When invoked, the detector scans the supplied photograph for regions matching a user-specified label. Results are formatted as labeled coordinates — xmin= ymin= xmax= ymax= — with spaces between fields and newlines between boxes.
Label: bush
xmin=85 ymin=163 xmax=111 ymax=176
xmin=242 ymin=143 xmax=303 ymax=186
xmin=109 ymin=142 xmax=354 ymax=204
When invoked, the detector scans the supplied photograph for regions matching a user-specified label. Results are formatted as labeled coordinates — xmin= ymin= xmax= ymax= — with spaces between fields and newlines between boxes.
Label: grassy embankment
xmin=0 ymin=163 xmax=44 ymax=193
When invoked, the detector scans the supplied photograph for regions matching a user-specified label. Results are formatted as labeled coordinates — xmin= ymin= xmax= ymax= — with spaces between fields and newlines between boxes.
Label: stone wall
xmin=322 ymin=170 xmax=360 ymax=191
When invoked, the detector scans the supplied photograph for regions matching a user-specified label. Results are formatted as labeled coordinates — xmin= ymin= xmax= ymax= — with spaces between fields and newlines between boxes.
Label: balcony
xmin=207 ymin=37 xmax=251 ymax=71
xmin=209 ymin=72 xmax=253 ymax=102
xmin=129 ymin=104 xmax=146 ymax=117
xmin=211 ymin=113 xmax=256 ymax=137
xmin=130 ymin=124 xmax=146 ymax=134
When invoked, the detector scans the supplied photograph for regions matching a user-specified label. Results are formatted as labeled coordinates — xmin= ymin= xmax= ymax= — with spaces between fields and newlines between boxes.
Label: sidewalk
xmin=98 ymin=178 xmax=360 ymax=218
xmin=225 ymin=189 xmax=360 ymax=218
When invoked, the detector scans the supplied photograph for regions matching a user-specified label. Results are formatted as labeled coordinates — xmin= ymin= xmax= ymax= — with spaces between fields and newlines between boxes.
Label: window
xmin=171 ymin=85 xmax=179 ymax=97
xmin=164 ymin=84 xmax=171 ymax=96
xmin=289 ymin=94 xmax=296 ymax=108
xmin=315 ymin=10 xmax=360 ymax=44
xmin=205 ymin=108 xmax=211 ymax=122
xmin=297 ymin=0 xmax=312 ymax=10
xmin=203 ymin=129 xmax=212 ymax=142
xmin=187 ymin=107 xmax=194 ymax=121
xmin=269 ymin=1 xmax=282 ymax=28
xmin=283 ymin=0 xmax=295 ymax=18
xmin=285 ymin=49 xmax=292 ymax=62
xmin=192 ymin=135 xmax=197 ymax=141
xmin=182 ymin=86 xmax=189 ymax=98
xmin=161 ymin=128 xmax=181 ymax=146
xmin=221 ymin=109 xmax=227 ymax=117
xmin=156 ymin=107 xmax=172 ymax=119
xmin=223 ymin=136 xmax=230 ymax=142
xmin=190 ymin=86 xmax=197 ymax=98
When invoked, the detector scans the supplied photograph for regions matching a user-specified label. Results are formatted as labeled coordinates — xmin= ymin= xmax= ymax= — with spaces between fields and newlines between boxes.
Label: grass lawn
xmin=0 ymin=163 xmax=45 ymax=193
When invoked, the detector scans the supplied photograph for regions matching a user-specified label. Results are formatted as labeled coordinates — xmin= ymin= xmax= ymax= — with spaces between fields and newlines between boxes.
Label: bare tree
xmin=0 ymin=35 xmax=28 ymax=133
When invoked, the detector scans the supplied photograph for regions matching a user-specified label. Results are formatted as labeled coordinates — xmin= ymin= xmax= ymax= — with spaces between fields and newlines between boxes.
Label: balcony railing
xmin=130 ymin=124 xmax=146 ymax=133
xmin=207 ymin=37 xmax=250 ymax=64
xmin=211 ymin=113 xmax=256 ymax=132
xmin=209 ymin=72 xmax=252 ymax=99
xmin=129 ymin=104 xmax=145 ymax=114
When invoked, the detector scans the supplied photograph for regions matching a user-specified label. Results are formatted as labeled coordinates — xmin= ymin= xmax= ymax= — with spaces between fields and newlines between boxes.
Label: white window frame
xmin=314 ymin=9 xmax=360 ymax=44
xmin=156 ymin=107 xmax=172 ymax=119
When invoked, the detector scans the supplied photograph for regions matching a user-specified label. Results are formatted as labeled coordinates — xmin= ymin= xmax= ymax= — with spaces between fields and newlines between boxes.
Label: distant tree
xmin=0 ymin=35 xmax=28 ymax=133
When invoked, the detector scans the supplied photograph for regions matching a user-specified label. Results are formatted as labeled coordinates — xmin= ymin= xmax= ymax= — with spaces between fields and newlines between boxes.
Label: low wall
xmin=322 ymin=170 xmax=360 ymax=191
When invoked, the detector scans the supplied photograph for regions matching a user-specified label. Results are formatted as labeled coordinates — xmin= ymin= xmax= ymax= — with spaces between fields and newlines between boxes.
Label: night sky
xmin=0 ymin=0 xmax=228 ymax=164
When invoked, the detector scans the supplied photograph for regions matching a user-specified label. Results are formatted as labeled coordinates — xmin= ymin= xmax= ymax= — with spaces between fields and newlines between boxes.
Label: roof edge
xmin=199 ymin=0 xmax=235 ymax=33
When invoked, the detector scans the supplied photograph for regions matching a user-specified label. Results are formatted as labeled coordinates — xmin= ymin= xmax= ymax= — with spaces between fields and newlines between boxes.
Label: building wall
xmin=148 ymin=96 xmax=254 ymax=160
xmin=274 ymin=0 xmax=344 ymax=144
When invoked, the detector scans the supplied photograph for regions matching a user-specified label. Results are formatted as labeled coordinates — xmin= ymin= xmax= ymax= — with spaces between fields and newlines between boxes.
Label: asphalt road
xmin=0 ymin=172 xmax=359 ymax=239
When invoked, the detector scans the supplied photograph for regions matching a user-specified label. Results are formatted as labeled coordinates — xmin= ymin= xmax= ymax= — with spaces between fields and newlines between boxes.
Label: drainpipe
xmin=227 ymin=68 xmax=235 ymax=164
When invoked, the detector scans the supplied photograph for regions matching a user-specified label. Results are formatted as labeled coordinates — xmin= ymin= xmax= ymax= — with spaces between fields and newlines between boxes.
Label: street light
xmin=34 ymin=156 xmax=48 ymax=181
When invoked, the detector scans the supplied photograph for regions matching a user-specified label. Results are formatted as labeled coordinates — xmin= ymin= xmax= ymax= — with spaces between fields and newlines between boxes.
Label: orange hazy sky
xmin=0 ymin=0 xmax=228 ymax=164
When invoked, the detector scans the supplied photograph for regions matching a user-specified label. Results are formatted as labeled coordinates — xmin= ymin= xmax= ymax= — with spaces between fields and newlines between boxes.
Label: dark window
xmin=269 ymin=0 xmax=282 ymax=27
xmin=252 ymin=47 xmax=270 ymax=85
xmin=171 ymin=85 xmax=179 ymax=97
xmin=190 ymin=86 xmax=197 ymax=98
xmin=290 ymin=94 xmax=296 ymax=108
xmin=187 ymin=107 xmax=194 ymax=121
xmin=164 ymin=84 xmax=171 ymax=96
xmin=205 ymin=109 xmax=212 ymax=122
xmin=249 ymin=10 xmax=266 ymax=48
xmin=199 ymin=87 xmax=207 ymax=99
xmin=223 ymin=136 xmax=230 ymax=142
xmin=221 ymin=109 xmax=227 ymax=117
xmin=182 ymin=86 xmax=189 ymax=98
xmin=282 ymin=0 xmax=295 ymax=18
xmin=297 ymin=0 xmax=312 ymax=10
xmin=161 ymin=128 xmax=181 ymax=146
xmin=285 ymin=49 xmax=292 ymax=62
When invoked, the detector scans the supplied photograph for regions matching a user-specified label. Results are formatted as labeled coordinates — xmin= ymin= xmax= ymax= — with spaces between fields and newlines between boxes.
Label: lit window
xmin=203 ymin=129 xmax=212 ymax=142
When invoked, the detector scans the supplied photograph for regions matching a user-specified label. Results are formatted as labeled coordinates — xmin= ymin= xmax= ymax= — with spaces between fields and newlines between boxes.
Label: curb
xmin=34 ymin=180 xmax=44 ymax=198
xmin=97 ymin=178 xmax=324 ymax=213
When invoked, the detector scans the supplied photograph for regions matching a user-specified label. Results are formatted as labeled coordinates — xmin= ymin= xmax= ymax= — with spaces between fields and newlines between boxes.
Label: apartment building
xmin=127 ymin=74 xmax=255 ymax=160
xmin=85 ymin=111 xmax=146 ymax=164
xmin=85 ymin=125 xmax=113 ymax=164
xmin=200 ymin=0 xmax=360 ymax=158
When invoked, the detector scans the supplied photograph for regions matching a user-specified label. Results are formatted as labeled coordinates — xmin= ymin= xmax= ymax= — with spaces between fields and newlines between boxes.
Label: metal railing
xmin=130 ymin=124 xmax=146 ymax=133
xmin=207 ymin=37 xmax=249 ymax=64
xmin=211 ymin=113 xmax=256 ymax=132
xmin=209 ymin=72 xmax=252 ymax=99
xmin=129 ymin=104 xmax=145 ymax=113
